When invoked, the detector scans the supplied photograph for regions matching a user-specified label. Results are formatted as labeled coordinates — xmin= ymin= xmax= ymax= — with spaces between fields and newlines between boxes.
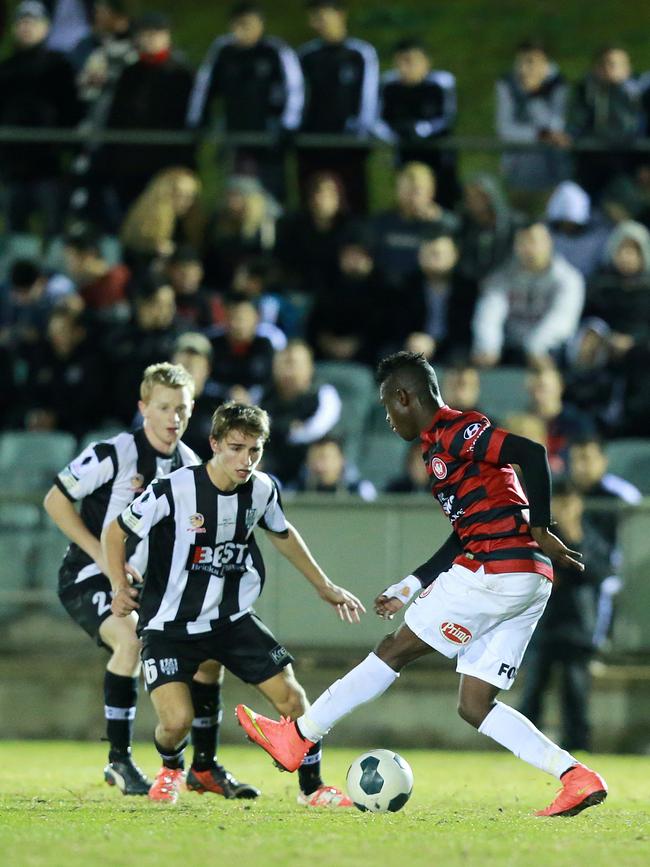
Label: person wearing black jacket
xmin=297 ymin=0 xmax=379 ymax=213
xmin=0 ymin=1 xmax=81 ymax=235
xmin=518 ymin=480 xmax=615 ymax=752
xmin=102 ymin=11 xmax=195 ymax=214
xmin=376 ymin=38 xmax=459 ymax=208
xmin=186 ymin=1 xmax=303 ymax=200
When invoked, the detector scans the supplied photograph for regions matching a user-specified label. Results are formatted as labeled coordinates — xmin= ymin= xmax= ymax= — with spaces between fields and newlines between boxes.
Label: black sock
xmin=154 ymin=735 xmax=188 ymax=770
xmin=104 ymin=671 xmax=137 ymax=762
xmin=190 ymin=680 xmax=222 ymax=772
xmin=298 ymin=741 xmax=323 ymax=796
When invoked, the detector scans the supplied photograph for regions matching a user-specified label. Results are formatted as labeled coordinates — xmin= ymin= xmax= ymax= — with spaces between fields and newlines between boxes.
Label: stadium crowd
xmin=0 ymin=0 xmax=649 ymax=497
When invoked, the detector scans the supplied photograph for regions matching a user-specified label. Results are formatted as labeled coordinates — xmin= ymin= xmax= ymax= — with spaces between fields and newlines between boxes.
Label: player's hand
xmin=318 ymin=583 xmax=366 ymax=624
xmin=111 ymin=584 xmax=140 ymax=617
xmin=124 ymin=564 xmax=144 ymax=587
xmin=531 ymin=526 xmax=584 ymax=572
xmin=374 ymin=593 xmax=405 ymax=620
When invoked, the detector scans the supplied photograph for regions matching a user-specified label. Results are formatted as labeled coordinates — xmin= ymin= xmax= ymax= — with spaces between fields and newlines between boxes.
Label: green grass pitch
xmin=1 ymin=742 xmax=649 ymax=867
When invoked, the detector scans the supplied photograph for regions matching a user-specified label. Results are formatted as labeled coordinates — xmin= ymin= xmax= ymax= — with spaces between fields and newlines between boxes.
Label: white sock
xmin=478 ymin=701 xmax=577 ymax=779
xmin=297 ymin=653 xmax=399 ymax=742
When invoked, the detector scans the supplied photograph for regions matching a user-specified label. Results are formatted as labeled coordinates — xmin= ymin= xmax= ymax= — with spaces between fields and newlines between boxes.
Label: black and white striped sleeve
xmin=118 ymin=479 xmax=172 ymax=540
xmin=55 ymin=442 xmax=117 ymax=502
xmin=258 ymin=477 xmax=289 ymax=535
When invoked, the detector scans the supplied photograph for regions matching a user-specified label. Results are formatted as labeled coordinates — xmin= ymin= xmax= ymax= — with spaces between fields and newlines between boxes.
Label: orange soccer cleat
xmin=236 ymin=704 xmax=314 ymax=772
xmin=536 ymin=763 xmax=608 ymax=817
xmin=148 ymin=767 xmax=185 ymax=804
xmin=186 ymin=763 xmax=260 ymax=799
xmin=297 ymin=785 xmax=354 ymax=808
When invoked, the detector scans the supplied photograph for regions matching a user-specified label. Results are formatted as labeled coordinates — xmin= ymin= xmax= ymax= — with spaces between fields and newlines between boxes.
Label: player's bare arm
xmin=498 ymin=433 xmax=584 ymax=572
xmin=44 ymin=485 xmax=108 ymax=574
xmin=101 ymin=519 xmax=142 ymax=616
xmin=266 ymin=521 xmax=366 ymax=623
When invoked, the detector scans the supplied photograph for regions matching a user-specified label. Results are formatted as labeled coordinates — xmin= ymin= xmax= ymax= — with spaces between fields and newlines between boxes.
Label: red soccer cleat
xmin=236 ymin=704 xmax=314 ymax=772
xmin=186 ymin=764 xmax=260 ymax=799
xmin=148 ymin=767 xmax=185 ymax=804
xmin=297 ymin=785 xmax=354 ymax=808
xmin=536 ymin=763 xmax=608 ymax=817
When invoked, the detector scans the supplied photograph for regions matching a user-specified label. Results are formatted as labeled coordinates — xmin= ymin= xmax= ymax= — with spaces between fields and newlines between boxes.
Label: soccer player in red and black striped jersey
xmin=237 ymin=351 xmax=609 ymax=818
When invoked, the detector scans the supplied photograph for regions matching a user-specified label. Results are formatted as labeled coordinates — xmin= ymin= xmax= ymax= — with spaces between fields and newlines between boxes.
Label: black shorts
xmin=58 ymin=570 xmax=115 ymax=648
xmin=140 ymin=613 xmax=294 ymax=692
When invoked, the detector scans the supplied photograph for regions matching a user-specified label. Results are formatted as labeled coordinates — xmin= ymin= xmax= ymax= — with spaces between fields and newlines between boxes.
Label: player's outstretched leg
xmin=186 ymin=679 xmax=260 ymax=799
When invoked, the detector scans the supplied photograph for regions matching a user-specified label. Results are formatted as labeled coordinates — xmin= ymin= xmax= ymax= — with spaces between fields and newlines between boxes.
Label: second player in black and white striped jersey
xmin=118 ymin=463 xmax=287 ymax=636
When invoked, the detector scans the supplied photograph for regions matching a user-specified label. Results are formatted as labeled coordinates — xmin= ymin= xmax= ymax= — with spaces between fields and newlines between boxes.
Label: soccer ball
xmin=346 ymin=749 xmax=414 ymax=813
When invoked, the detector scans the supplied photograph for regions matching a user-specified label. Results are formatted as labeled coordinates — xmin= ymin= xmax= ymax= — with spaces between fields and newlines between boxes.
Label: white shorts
xmin=404 ymin=563 xmax=552 ymax=690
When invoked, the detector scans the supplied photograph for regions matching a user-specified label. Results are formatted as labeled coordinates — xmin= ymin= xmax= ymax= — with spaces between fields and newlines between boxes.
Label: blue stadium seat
xmin=0 ymin=502 xmax=42 ymax=621
xmin=606 ymin=439 xmax=650 ymax=495
xmin=357 ymin=430 xmax=411 ymax=492
xmin=0 ymin=431 xmax=77 ymax=495
xmin=477 ymin=367 xmax=529 ymax=421
xmin=314 ymin=361 xmax=375 ymax=467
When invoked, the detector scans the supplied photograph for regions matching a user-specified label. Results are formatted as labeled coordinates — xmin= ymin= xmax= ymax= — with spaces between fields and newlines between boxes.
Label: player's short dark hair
xmin=63 ymin=223 xmax=102 ymax=254
xmin=9 ymin=259 xmax=41 ymax=290
xmin=393 ymin=37 xmax=428 ymax=55
xmin=229 ymin=1 xmax=263 ymax=20
xmin=515 ymin=38 xmax=548 ymax=55
xmin=305 ymin=0 xmax=346 ymax=9
xmin=210 ymin=402 xmax=270 ymax=443
xmin=376 ymin=351 xmax=440 ymax=400
xmin=225 ymin=290 xmax=258 ymax=309
xmin=310 ymin=434 xmax=343 ymax=451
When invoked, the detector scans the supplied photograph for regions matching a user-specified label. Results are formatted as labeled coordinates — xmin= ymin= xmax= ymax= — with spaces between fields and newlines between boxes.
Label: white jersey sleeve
xmin=258 ymin=477 xmax=289 ymax=535
xmin=56 ymin=441 xmax=117 ymax=502
xmin=118 ymin=478 xmax=172 ymax=540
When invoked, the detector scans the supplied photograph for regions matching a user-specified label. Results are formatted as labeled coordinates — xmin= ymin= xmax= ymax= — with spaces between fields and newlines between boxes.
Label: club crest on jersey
xmin=463 ymin=423 xmax=482 ymax=440
xmin=439 ymin=621 xmax=472 ymax=645
xmin=159 ymin=657 xmax=178 ymax=676
xmin=131 ymin=473 xmax=145 ymax=492
xmin=244 ymin=508 xmax=257 ymax=530
xmin=188 ymin=513 xmax=206 ymax=533
xmin=431 ymin=457 xmax=447 ymax=480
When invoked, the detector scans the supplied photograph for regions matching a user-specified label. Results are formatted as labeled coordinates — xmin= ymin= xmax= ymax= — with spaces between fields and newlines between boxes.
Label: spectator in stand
xmin=602 ymin=160 xmax=650 ymax=228
xmin=186 ymin=1 xmax=303 ymax=201
xmin=440 ymin=361 xmax=482 ymax=413
xmin=376 ymin=234 xmax=472 ymax=364
xmin=172 ymin=332 xmax=217 ymax=461
xmin=0 ymin=1 xmax=81 ymax=236
xmin=306 ymin=226 xmax=384 ymax=364
xmin=261 ymin=339 xmax=341 ymax=486
xmin=202 ymin=175 xmax=280 ymax=289
xmin=120 ymin=167 xmax=202 ymax=267
xmin=102 ymin=11 xmax=195 ymax=216
xmin=570 ymin=46 xmax=642 ymax=199
xmin=384 ymin=440 xmax=430 ymax=494
xmin=370 ymin=162 xmax=459 ymax=286
xmin=456 ymin=173 xmax=524 ymax=306
xmin=294 ymin=435 xmax=376 ymax=500
xmin=518 ymin=479 xmax=615 ymax=753
xmin=375 ymin=37 xmax=458 ymax=208
xmin=231 ymin=257 xmax=300 ymax=339
xmin=472 ymin=222 xmax=584 ymax=368
xmin=165 ymin=245 xmax=225 ymax=331
xmin=568 ymin=434 xmax=642 ymax=651
xmin=62 ymin=223 xmax=131 ymax=322
xmin=207 ymin=293 xmax=276 ymax=406
xmin=495 ymin=39 xmax=570 ymax=208
xmin=0 ymin=259 xmax=74 ymax=357
xmin=525 ymin=363 xmax=594 ymax=476
xmin=297 ymin=0 xmax=379 ymax=213
xmin=70 ymin=1 xmax=131 ymax=74
xmin=545 ymin=181 xmax=611 ymax=279
xmin=21 ymin=303 xmax=107 ymax=436
xmin=274 ymin=171 xmax=350 ymax=296
xmin=586 ymin=220 xmax=650 ymax=345
xmin=45 ymin=0 xmax=92 ymax=55
xmin=108 ymin=277 xmax=181 ymax=424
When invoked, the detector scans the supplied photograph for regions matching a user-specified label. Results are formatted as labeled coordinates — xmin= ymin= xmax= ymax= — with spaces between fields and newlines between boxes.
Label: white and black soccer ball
xmin=346 ymin=749 xmax=413 ymax=813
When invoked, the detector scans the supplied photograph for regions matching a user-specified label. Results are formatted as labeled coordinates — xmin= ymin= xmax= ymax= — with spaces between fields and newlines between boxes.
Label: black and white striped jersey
xmin=117 ymin=465 xmax=288 ymax=637
xmin=55 ymin=428 xmax=200 ymax=590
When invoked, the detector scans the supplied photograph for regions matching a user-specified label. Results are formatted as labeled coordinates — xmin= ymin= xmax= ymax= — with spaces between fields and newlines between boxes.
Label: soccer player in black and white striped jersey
xmin=44 ymin=363 xmax=258 ymax=800
xmin=103 ymin=402 xmax=366 ymax=806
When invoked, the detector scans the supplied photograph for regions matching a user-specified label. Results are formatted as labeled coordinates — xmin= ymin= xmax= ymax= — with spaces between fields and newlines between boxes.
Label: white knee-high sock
xmin=297 ymin=653 xmax=399 ymax=742
xmin=478 ymin=701 xmax=576 ymax=778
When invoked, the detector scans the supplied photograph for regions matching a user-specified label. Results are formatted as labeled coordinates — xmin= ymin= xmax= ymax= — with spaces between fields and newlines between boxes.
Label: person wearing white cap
xmin=546 ymin=181 xmax=611 ymax=278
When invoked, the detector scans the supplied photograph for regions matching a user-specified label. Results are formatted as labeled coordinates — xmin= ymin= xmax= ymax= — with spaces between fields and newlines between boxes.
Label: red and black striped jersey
xmin=421 ymin=405 xmax=553 ymax=580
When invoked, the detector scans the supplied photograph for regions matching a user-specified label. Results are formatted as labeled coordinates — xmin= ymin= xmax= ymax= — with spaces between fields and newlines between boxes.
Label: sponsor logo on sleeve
xmin=431 ymin=457 xmax=448 ymax=480
xmin=439 ymin=621 xmax=472 ymax=645
xmin=121 ymin=508 xmax=142 ymax=532
xmin=270 ymin=644 xmax=290 ymax=665
xmin=463 ymin=422 xmax=482 ymax=440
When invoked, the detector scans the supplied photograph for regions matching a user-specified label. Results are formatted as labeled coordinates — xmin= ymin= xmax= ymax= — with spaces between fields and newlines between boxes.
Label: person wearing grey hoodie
xmin=471 ymin=222 xmax=585 ymax=367
xmin=586 ymin=220 xmax=650 ymax=344
xmin=495 ymin=40 xmax=571 ymax=194
xmin=546 ymin=180 xmax=611 ymax=278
